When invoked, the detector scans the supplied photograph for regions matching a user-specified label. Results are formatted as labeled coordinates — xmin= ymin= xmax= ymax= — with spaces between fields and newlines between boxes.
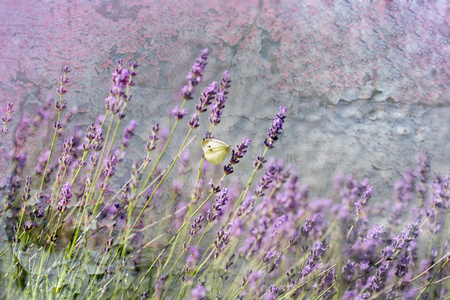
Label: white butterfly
xmin=201 ymin=139 xmax=231 ymax=164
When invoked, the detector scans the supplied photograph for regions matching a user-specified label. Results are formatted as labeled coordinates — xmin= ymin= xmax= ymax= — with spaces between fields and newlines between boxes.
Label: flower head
xmin=264 ymin=106 xmax=287 ymax=149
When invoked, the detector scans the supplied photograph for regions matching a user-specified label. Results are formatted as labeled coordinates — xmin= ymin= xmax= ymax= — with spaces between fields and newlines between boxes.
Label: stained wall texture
xmin=1 ymin=0 xmax=449 ymax=200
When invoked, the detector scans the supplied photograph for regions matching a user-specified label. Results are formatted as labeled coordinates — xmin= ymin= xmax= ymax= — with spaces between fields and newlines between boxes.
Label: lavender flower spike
xmin=57 ymin=182 xmax=73 ymax=213
xmin=181 ymin=48 xmax=210 ymax=101
xmin=224 ymin=137 xmax=251 ymax=175
xmin=264 ymin=106 xmax=287 ymax=149
xmin=209 ymin=70 xmax=231 ymax=126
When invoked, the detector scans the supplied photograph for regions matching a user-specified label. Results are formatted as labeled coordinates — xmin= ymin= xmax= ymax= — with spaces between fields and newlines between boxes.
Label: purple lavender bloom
xmin=301 ymin=241 xmax=327 ymax=278
xmin=181 ymin=49 xmax=210 ymax=103
xmin=187 ymin=81 xmax=218 ymax=128
xmin=111 ymin=66 xmax=129 ymax=96
xmin=224 ymin=137 xmax=251 ymax=175
xmin=189 ymin=215 xmax=205 ymax=238
xmin=56 ymin=66 xmax=71 ymax=96
xmin=359 ymin=260 xmax=373 ymax=274
xmin=395 ymin=254 xmax=411 ymax=278
xmin=61 ymin=66 xmax=71 ymax=73
xmin=365 ymin=224 xmax=383 ymax=240
xmin=392 ymin=220 xmax=420 ymax=251
xmin=210 ymin=188 xmax=229 ymax=220
xmin=186 ymin=246 xmax=201 ymax=267
xmin=354 ymin=184 xmax=373 ymax=216
xmin=430 ymin=175 xmax=449 ymax=209
xmin=301 ymin=214 xmax=321 ymax=237
xmin=264 ymin=284 xmax=285 ymax=299
xmin=263 ymin=250 xmax=281 ymax=267
xmin=254 ymin=166 xmax=275 ymax=197
xmin=181 ymin=85 xmax=193 ymax=101
xmin=371 ymin=262 xmax=390 ymax=292
xmin=209 ymin=71 xmax=231 ymax=125
xmin=188 ymin=113 xmax=200 ymax=129
xmin=190 ymin=282 xmax=207 ymax=299
xmin=187 ymin=49 xmax=209 ymax=86
xmin=237 ymin=195 xmax=255 ymax=217
xmin=381 ymin=246 xmax=394 ymax=260
xmin=312 ymin=240 xmax=328 ymax=257
xmin=253 ymin=155 xmax=267 ymax=169
xmin=416 ymin=151 xmax=430 ymax=184
xmin=394 ymin=170 xmax=416 ymax=203
xmin=209 ymin=178 xmax=222 ymax=193
xmin=171 ymin=106 xmax=188 ymax=120
xmin=342 ymin=259 xmax=356 ymax=282
xmin=145 ymin=123 xmax=159 ymax=152
xmin=195 ymin=81 xmax=217 ymax=113
xmin=21 ymin=176 xmax=32 ymax=202
xmin=264 ymin=106 xmax=287 ymax=149
xmin=103 ymin=155 xmax=118 ymax=178
xmin=57 ymin=182 xmax=73 ymax=213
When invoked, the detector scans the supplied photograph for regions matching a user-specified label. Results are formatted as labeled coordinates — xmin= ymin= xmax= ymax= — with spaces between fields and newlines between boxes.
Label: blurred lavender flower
xmin=365 ymin=224 xmax=383 ymax=240
xmin=392 ymin=220 xmax=420 ymax=251
xmin=263 ymin=250 xmax=282 ymax=273
xmin=190 ymin=281 xmax=207 ymax=300
xmin=207 ymin=188 xmax=229 ymax=222
xmin=186 ymin=246 xmax=201 ymax=269
xmin=121 ymin=119 xmax=138 ymax=148
xmin=264 ymin=284 xmax=285 ymax=300
xmin=153 ymin=273 xmax=167 ymax=299
xmin=301 ymin=241 xmax=327 ymax=278
xmin=103 ymin=155 xmax=118 ymax=178
xmin=354 ymin=183 xmax=373 ymax=216
xmin=301 ymin=214 xmax=321 ymax=238
xmin=57 ymin=182 xmax=73 ymax=213
xmin=395 ymin=254 xmax=412 ymax=278
xmin=214 ymin=227 xmax=230 ymax=259
xmin=371 ymin=262 xmax=390 ymax=292
xmin=279 ymin=170 xmax=308 ymax=211
xmin=342 ymin=259 xmax=356 ymax=282
xmin=430 ymin=174 xmax=449 ymax=209
xmin=394 ymin=170 xmax=416 ymax=204
xmin=254 ymin=166 xmax=275 ymax=197
xmin=171 ymin=106 xmax=188 ymax=120
xmin=416 ymin=151 xmax=430 ymax=185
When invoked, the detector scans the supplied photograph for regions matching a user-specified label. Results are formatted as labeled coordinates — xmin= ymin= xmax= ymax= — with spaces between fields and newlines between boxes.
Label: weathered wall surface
xmin=1 ymin=0 xmax=449 ymax=199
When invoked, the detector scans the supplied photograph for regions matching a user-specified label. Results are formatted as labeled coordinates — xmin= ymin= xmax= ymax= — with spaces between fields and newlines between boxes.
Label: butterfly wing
xmin=202 ymin=139 xmax=231 ymax=164
xmin=204 ymin=146 xmax=230 ymax=164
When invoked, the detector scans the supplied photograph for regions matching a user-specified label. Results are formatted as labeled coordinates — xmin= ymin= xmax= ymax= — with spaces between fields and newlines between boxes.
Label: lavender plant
xmin=0 ymin=49 xmax=448 ymax=300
